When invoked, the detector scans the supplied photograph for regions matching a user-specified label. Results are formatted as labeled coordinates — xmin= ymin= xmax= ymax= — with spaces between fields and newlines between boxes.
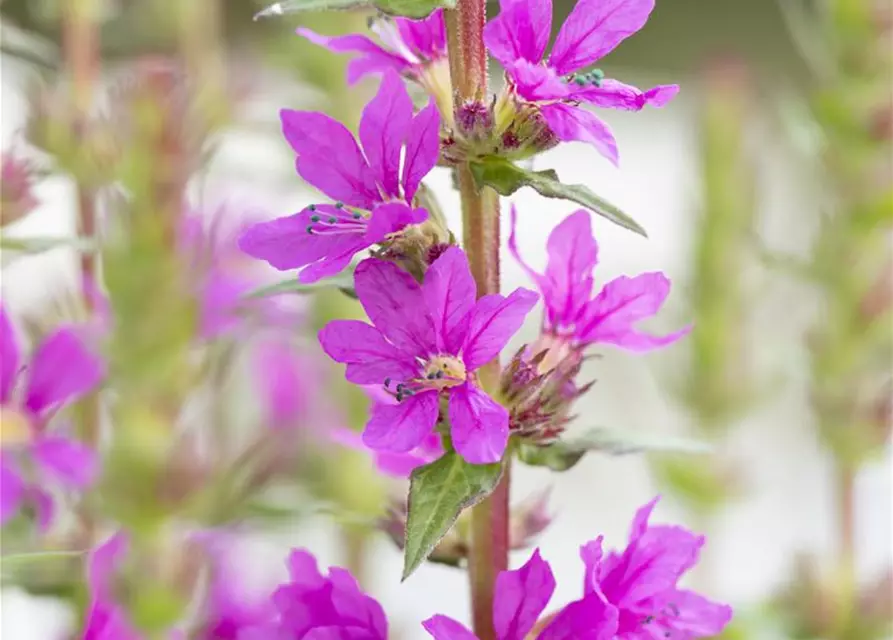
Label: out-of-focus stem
xmin=834 ymin=461 xmax=857 ymax=628
xmin=63 ymin=0 xmax=100 ymax=446
xmin=446 ymin=3 xmax=507 ymax=638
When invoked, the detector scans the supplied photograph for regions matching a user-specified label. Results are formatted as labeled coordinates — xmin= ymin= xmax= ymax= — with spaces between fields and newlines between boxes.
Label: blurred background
xmin=1 ymin=0 xmax=890 ymax=638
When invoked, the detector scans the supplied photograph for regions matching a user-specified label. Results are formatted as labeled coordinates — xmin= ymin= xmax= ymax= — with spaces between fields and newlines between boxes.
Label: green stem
xmin=446 ymin=4 xmax=508 ymax=638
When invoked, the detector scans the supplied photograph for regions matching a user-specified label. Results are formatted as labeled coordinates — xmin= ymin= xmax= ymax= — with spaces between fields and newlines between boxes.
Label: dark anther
xmin=384 ymin=378 xmax=391 ymax=387
xmin=435 ymin=370 xmax=445 ymax=379
xmin=352 ymin=212 xmax=362 ymax=219
xmin=308 ymin=204 xmax=316 ymax=211
xmin=305 ymin=226 xmax=314 ymax=234
xmin=427 ymin=372 xmax=436 ymax=379
xmin=396 ymin=393 xmax=403 ymax=402
xmin=395 ymin=383 xmax=405 ymax=392
xmin=310 ymin=215 xmax=320 ymax=222
xmin=334 ymin=201 xmax=344 ymax=209
xmin=328 ymin=216 xmax=338 ymax=223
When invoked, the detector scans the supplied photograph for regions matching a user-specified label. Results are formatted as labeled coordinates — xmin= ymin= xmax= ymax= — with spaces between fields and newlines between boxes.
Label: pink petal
xmin=422 ymin=615 xmax=477 ymax=640
xmin=88 ymin=532 xmax=129 ymax=600
xmin=422 ymin=246 xmax=476 ymax=354
xmin=541 ymin=103 xmax=618 ymax=166
xmin=318 ymin=320 xmax=418 ymax=385
xmin=359 ymin=71 xmax=414 ymax=199
xmin=448 ymin=383 xmax=508 ymax=464
xmin=280 ymin=109 xmax=379 ymax=209
xmin=549 ymin=0 xmax=657 ymax=76
xmin=252 ymin=340 xmax=309 ymax=427
xmin=362 ymin=391 xmax=439 ymax=454
xmin=573 ymin=80 xmax=679 ymax=110
xmin=483 ymin=0 xmax=553 ymax=65
xmin=395 ymin=10 xmax=446 ymax=61
xmin=0 ymin=454 xmax=24 ymax=524
xmin=32 ymin=487 xmax=54 ymax=532
xmin=462 ymin=289 xmax=539 ymax=371
xmin=542 ymin=210 xmax=598 ymax=326
xmin=298 ymin=245 xmax=365 ymax=284
xmin=31 ymin=436 xmax=98 ymax=489
xmin=577 ymin=273 xmax=690 ymax=351
xmin=364 ymin=202 xmax=429 ymax=243
xmin=494 ymin=549 xmax=556 ymax=640
xmin=401 ymin=100 xmax=441 ymax=203
xmin=537 ymin=593 xmax=619 ymax=640
xmin=655 ymin=589 xmax=733 ymax=636
xmin=297 ymin=29 xmax=410 ymax=84
xmin=24 ymin=327 xmax=104 ymax=417
xmin=504 ymin=60 xmax=569 ymax=102
xmin=354 ymin=257 xmax=435 ymax=356
xmin=0 ymin=306 xmax=20 ymax=403
xmin=580 ymin=535 xmax=606 ymax=596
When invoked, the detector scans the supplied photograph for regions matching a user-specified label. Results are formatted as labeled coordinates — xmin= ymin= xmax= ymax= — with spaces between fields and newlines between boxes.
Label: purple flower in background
xmin=299 ymin=10 xmax=447 ymax=86
xmin=239 ymin=71 xmax=440 ymax=283
xmin=423 ymin=549 xmax=619 ymax=640
xmin=585 ymin=497 xmax=733 ymax=638
xmin=0 ymin=306 xmax=103 ymax=528
xmin=319 ymin=248 xmax=537 ymax=464
xmin=509 ymin=208 xmax=689 ymax=364
xmin=251 ymin=337 xmax=317 ymax=429
xmin=270 ymin=549 xmax=388 ymax=639
xmin=484 ymin=0 xmax=678 ymax=164
xmin=82 ymin=533 xmax=142 ymax=640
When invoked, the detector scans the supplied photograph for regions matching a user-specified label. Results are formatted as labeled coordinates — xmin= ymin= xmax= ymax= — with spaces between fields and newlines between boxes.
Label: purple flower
xmin=484 ymin=0 xmax=678 ymax=164
xmin=509 ymin=208 xmax=690 ymax=364
xmin=251 ymin=337 xmax=317 ymax=429
xmin=318 ymin=248 xmax=537 ymax=464
xmin=585 ymin=497 xmax=733 ymax=638
xmin=298 ymin=10 xmax=447 ymax=86
xmin=271 ymin=549 xmax=388 ymax=639
xmin=239 ymin=71 xmax=440 ymax=283
xmin=0 ymin=306 xmax=103 ymax=528
xmin=423 ymin=548 xmax=619 ymax=640
xmin=82 ymin=533 xmax=142 ymax=640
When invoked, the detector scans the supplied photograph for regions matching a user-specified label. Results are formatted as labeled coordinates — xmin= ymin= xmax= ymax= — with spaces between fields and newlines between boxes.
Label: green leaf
xmin=1 ymin=235 xmax=98 ymax=258
xmin=469 ymin=157 xmax=647 ymax=237
xmin=253 ymin=0 xmax=455 ymax=20
xmin=403 ymin=451 xmax=502 ymax=580
xmin=245 ymin=271 xmax=356 ymax=299
xmin=519 ymin=427 xmax=712 ymax=472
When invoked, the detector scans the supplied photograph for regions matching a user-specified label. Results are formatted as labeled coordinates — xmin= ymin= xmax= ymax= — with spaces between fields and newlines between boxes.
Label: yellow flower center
xmin=420 ymin=355 xmax=467 ymax=389
xmin=1 ymin=406 xmax=32 ymax=446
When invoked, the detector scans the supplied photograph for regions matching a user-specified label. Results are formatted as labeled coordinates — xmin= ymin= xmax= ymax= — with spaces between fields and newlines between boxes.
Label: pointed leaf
xmin=519 ymin=427 xmax=712 ymax=472
xmin=469 ymin=157 xmax=646 ymax=237
xmin=245 ymin=270 xmax=356 ymax=299
xmin=254 ymin=0 xmax=455 ymax=20
xmin=403 ymin=450 xmax=502 ymax=580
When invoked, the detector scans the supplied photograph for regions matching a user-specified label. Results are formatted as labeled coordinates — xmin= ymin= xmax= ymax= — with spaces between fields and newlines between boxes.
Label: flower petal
xmin=423 ymin=246 xmax=476 ymax=354
xmin=573 ymin=80 xmax=679 ymax=110
xmin=542 ymin=210 xmax=598 ymax=327
xmin=88 ymin=532 xmax=129 ymax=601
xmin=24 ymin=327 xmax=104 ymax=417
xmin=494 ymin=549 xmax=556 ymax=640
xmin=462 ymin=289 xmax=539 ymax=371
xmin=422 ymin=615 xmax=478 ymax=640
xmin=448 ymin=383 xmax=508 ymax=464
xmin=504 ymin=60 xmax=570 ymax=102
xmin=549 ymin=0 xmax=657 ymax=76
xmin=577 ymin=273 xmax=690 ymax=351
xmin=328 ymin=567 xmax=389 ymax=638
xmin=541 ymin=103 xmax=618 ymax=166
xmin=538 ymin=593 xmax=619 ymax=640
xmin=401 ymin=100 xmax=441 ymax=203
xmin=395 ymin=10 xmax=446 ymax=61
xmin=31 ymin=436 xmax=98 ymax=489
xmin=359 ymin=71 xmax=414 ymax=199
xmin=318 ymin=320 xmax=418 ymax=385
xmin=483 ymin=0 xmax=553 ymax=65
xmin=653 ymin=589 xmax=733 ymax=637
xmin=354 ymin=257 xmax=435 ymax=356
xmin=252 ymin=339 xmax=309 ymax=428
xmin=281 ymin=109 xmax=379 ymax=209
xmin=0 ymin=454 xmax=24 ymax=525
xmin=0 ymin=306 xmax=20 ymax=403
xmin=363 ymin=391 xmax=439 ymax=454
xmin=297 ymin=29 xmax=410 ymax=84
xmin=363 ymin=202 xmax=429 ymax=244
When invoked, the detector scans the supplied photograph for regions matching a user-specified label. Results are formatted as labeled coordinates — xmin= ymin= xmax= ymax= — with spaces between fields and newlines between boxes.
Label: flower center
xmin=0 ymin=406 xmax=32 ymax=446
xmin=304 ymin=203 xmax=369 ymax=236
xmin=383 ymin=355 xmax=467 ymax=402
xmin=564 ymin=69 xmax=604 ymax=88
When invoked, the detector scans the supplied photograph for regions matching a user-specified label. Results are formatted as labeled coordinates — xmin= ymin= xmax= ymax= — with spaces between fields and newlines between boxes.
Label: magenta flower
xmin=299 ymin=10 xmax=446 ymax=85
xmin=585 ymin=497 xmax=733 ymax=638
xmin=251 ymin=337 xmax=317 ymax=429
xmin=271 ymin=549 xmax=388 ymax=639
xmin=423 ymin=549 xmax=619 ymax=640
xmin=484 ymin=0 xmax=678 ymax=164
xmin=0 ymin=307 xmax=103 ymax=528
xmin=509 ymin=208 xmax=689 ymax=361
xmin=319 ymin=248 xmax=537 ymax=464
xmin=239 ymin=71 xmax=440 ymax=283
xmin=82 ymin=533 xmax=142 ymax=640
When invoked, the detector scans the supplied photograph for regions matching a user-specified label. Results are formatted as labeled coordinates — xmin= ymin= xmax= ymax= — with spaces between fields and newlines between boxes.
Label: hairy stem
xmin=63 ymin=0 xmax=100 ymax=442
xmin=446 ymin=3 xmax=508 ymax=638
